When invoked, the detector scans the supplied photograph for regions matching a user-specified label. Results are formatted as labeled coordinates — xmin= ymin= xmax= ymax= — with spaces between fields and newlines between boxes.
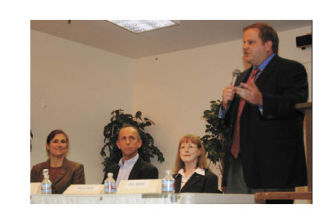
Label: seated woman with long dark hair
xmin=31 ymin=129 xmax=85 ymax=193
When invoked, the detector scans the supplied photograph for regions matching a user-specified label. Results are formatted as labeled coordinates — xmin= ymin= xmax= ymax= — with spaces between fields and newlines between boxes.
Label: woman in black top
xmin=173 ymin=134 xmax=220 ymax=193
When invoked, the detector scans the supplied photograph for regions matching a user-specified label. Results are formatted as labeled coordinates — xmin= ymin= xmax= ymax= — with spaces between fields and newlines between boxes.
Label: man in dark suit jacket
xmin=220 ymin=23 xmax=308 ymax=195
xmin=102 ymin=125 xmax=158 ymax=184
xmin=102 ymin=156 xmax=158 ymax=182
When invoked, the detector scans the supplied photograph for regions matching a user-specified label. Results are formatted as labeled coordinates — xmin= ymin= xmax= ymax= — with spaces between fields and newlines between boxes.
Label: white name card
xmin=63 ymin=184 xmax=104 ymax=195
xmin=117 ymin=179 xmax=162 ymax=194
xmin=30 ymin=182 xmax=41 ymax=195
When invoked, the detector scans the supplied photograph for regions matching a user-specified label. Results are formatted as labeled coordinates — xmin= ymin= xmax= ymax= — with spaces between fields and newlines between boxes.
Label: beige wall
xmin=31 ymin=30 xmax=135 ymax=184
xmin=31 ymin=25 xmax=311 ymax=185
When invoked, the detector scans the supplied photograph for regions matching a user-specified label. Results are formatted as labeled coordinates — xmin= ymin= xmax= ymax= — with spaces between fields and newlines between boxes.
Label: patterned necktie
xmin=231 ymin=68 xmax=260 ymax=158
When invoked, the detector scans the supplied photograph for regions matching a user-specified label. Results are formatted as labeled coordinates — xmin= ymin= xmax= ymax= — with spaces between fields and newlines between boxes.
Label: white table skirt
xmin=30 ymin=193 xmax=255 ymax=204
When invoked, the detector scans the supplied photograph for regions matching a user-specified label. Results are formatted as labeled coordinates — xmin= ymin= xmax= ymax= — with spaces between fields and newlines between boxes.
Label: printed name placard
xmin=30 ymin=182 xmax=41 ymax=195
xmin=117 ymin=179 xmax=162 ymax=194
xmin=63 ymin=184 xmax=104 ymax=195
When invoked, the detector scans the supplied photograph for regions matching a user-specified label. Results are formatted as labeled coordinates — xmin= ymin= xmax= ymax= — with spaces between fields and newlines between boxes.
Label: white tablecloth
xmin=30 ymin=193 xmax=256 ymax=204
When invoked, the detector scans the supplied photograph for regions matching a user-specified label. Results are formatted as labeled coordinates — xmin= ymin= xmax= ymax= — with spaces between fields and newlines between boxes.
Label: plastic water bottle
xmin=41 ymin=169 xmax=52 ymax=194
xmin=104 ymin=172 xmax=116 ymax=194
xmin=162 ymin=170 xmax=175 ymax=194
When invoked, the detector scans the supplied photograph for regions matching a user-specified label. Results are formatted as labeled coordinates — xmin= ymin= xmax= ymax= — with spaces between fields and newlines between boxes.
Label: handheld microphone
xmin=226 ymin=69 xmax=240 ymax=109
xmin=231 ymin=69 xmax=241 ymax=86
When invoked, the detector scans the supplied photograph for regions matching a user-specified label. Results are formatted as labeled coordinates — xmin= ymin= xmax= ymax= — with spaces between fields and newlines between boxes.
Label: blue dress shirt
xmin=219 ymin=53 xmax=276 ymax=118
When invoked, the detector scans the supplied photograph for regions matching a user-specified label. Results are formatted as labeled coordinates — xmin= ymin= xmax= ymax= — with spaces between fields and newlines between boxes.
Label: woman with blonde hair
xmin=173 ymin=134 xmax=220 ymax=193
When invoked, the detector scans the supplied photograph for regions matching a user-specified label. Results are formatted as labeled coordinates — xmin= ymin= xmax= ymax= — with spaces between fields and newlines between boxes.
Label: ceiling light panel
xmin=108 ymin=20 xmax=178 ymax=33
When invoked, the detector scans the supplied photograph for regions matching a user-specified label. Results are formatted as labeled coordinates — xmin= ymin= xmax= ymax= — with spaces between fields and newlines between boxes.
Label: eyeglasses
xmin=180 ymin=144 xmax=198 ymax=150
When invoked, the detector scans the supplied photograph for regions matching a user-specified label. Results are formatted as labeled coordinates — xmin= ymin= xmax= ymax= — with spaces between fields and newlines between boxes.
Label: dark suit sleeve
xmin=73 ymin=164 xmax=85 ymax=184
xmin=203 ymin=172 xmax=221 ymax=193
xmin=150 ymin=166 xmax=159 ymax=179
xmin=174 ymin=174 xmax=181 ymax=193
xmin=144 ymin=164 xmax=159 ymax=179
xmin=133 ymin=158 xmax=159 ymax=179
xmin=262 ymin=60 xmax=308 ymax=119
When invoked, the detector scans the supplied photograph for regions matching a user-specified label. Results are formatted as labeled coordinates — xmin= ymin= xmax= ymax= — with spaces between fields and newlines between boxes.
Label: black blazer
xmin=222 ymin=55 xmax=308 ymax=188
xmin=102 ymin=157 xmax=158 ymax=183
xmin=174 ymin=169 xmax=221 ymax=193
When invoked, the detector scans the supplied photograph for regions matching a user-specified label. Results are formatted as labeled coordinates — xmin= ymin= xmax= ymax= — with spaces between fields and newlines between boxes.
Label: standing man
xmin=102 ymin=124 xmax=158 ymax=186
xmin=220 ymin=23 xmax=308 ymax=196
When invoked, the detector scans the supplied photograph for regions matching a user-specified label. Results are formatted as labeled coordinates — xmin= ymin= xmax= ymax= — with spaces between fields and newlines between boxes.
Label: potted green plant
xmin=201 ymin=100 xmax=231 ymax=174
xmin=100 ymin=109 xmax=165 ymax=172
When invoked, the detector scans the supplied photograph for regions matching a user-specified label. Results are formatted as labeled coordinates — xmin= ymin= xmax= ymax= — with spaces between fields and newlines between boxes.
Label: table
xmin=30 ymin=193 xmax=256 ymax=204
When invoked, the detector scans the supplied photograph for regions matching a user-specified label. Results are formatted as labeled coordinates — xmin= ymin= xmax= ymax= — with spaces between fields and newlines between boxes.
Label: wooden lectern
xmin=255 ymin=102 xmax=312 ymax=203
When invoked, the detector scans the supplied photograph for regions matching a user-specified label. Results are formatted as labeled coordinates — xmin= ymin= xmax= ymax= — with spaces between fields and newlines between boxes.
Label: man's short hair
xmin=243 ymin=23 xmax=279 ymax=54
